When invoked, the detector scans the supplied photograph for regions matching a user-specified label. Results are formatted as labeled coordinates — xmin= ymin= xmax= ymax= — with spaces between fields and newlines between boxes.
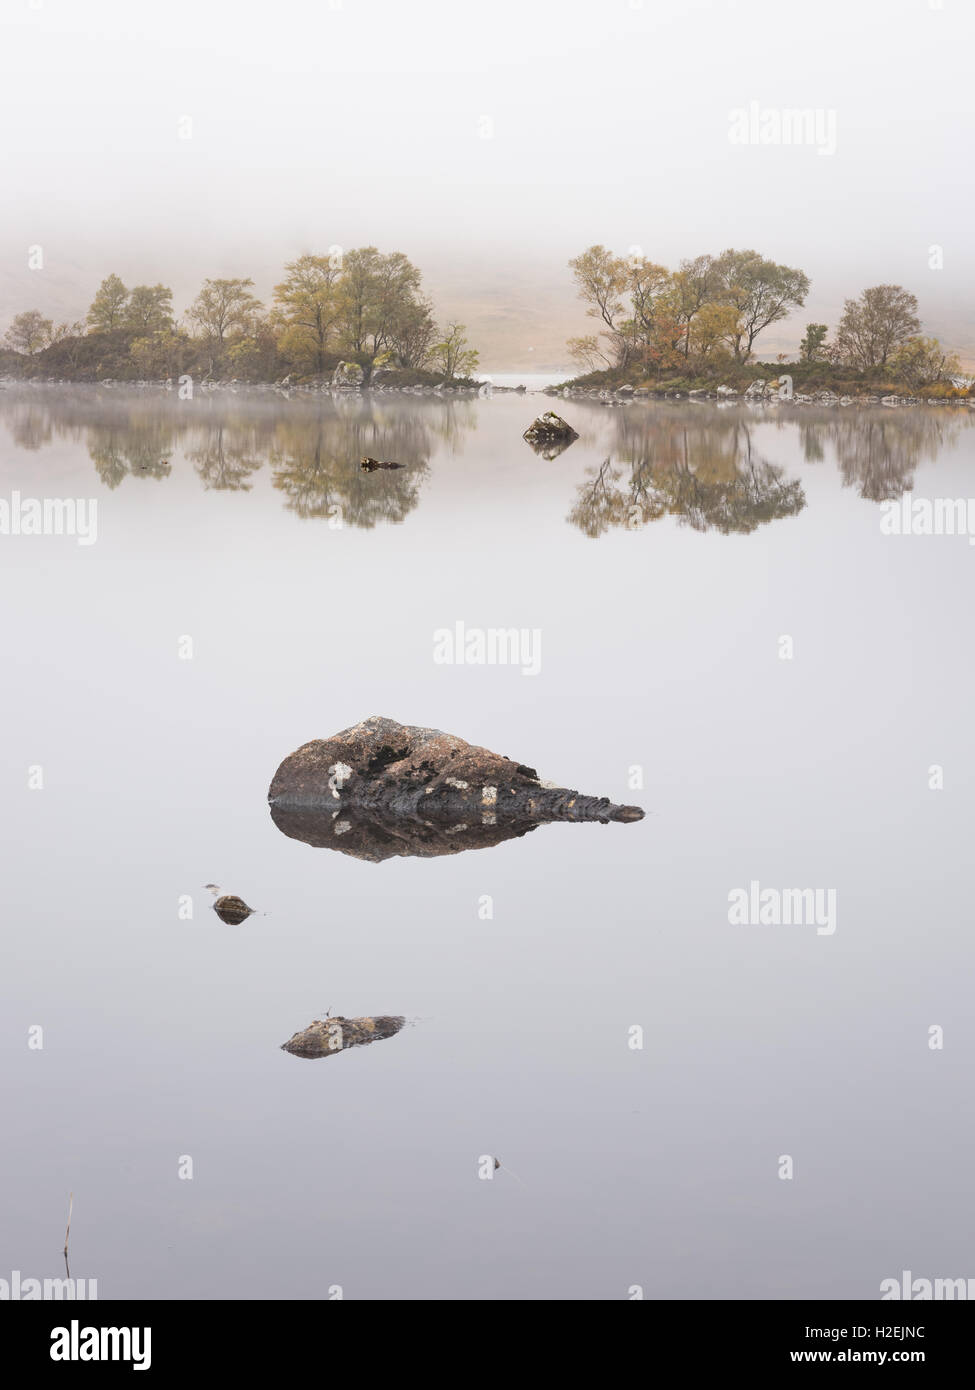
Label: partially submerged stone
xmin=268 ymin=715 xmax=644 ymax=862
xmin=281 ymin=1014 xmax=406 ymax=1059
xmin=204 ymin=885 xmax=256 ymax=924
xmin=360 ymin=456 xmax=405 ymax=472
xmin=522 ymin=411 xmax=579 ymax=459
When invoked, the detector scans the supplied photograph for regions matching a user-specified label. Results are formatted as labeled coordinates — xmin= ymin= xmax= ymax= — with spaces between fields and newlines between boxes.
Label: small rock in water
xmin=280 ymin=1014 xmax=406 ymax=1059
xmin=360 ymin=456 xmax=405 ymax=472
xmin=204 ymin=884 xmax=256 ymax=924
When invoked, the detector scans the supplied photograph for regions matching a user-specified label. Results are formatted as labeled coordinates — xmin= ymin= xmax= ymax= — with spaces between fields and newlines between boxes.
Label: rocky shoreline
xmin=2 ymin=368 xmax=971 ymax=409
xmin=543 ymin=378 xmax=975 ymax=410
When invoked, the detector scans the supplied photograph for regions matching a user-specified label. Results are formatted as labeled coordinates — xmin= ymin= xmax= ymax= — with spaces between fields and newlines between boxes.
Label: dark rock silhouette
xmin=523 ymin=411 xmax=579 ymax=459
xmin=268 ymin=716 xmax=644 ymax=862
xmin=281 ymin=1014 xmax=406 ymax=1059
xmin=205 ymin=884 xmax=256 ymax=924
xmin=360 ymin=455 xmax=405 ymax=472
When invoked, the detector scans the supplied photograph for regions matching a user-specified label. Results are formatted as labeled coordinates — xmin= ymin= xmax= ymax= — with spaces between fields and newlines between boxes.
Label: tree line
xmin=3 ymin=243 xmax=966 ymax=391
xmin=2 ymin=249 xmax=479 ymax=384
xmin=567 ymin=246 xmax=963 ymax=389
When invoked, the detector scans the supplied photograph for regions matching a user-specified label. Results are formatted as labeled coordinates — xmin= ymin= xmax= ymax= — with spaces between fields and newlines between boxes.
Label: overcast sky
xmin=2 ymin=0 xmax=973 ymax=365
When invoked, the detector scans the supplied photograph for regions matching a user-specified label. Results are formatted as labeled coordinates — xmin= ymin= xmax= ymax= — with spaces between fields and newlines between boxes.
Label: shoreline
xmin=1 ymin=377 xmax=972 ymax=411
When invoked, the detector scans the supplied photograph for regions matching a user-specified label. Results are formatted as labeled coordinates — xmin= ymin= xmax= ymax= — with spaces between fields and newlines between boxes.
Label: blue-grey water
xmin=1 ymin=385 xmax=973 ymax=1300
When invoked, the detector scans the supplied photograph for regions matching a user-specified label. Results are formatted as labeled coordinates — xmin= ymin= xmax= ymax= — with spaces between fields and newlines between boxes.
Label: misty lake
xmin=1 ymin=384 xmax=973 ymax=1300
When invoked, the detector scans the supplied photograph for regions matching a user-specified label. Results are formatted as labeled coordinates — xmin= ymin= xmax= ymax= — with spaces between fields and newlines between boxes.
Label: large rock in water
xmin=268 ymin=715 xmax=644 ymax=862
xmin=281 ymin=1014 xmax=405 ymax=1059
xmin=522 ymin=411 xmax=579 ymax=459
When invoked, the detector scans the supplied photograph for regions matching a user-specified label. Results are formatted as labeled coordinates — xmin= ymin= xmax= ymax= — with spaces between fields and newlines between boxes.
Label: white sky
xmin=1 ymin=0 xmax=973 ymax=363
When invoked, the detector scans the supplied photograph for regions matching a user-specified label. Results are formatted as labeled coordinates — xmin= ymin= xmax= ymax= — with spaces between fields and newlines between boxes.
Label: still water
xmin=1 ymin=386 xmax=973 ymax=1300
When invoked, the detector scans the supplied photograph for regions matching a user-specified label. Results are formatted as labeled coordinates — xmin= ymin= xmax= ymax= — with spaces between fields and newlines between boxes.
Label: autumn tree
xmin=388 ymin=295 xmax=438 ymax=369
xmin=624 ymin=257 xmax=671 ymax=346
xmin=887 ymin=336 xmax=960 ymax=390
xmin=4 ymin=309 xmax=53 ymax=356
xmin=126 ymin=284 xmax=174 ymax=333
xmin=687 ymin=302 xmax=738 ymax=360
xmin=337 ymin=247 xmax=431 ymax=381
xmin=568 ymin=245 xmax=631 ymax=368
xmin=799 ymin=323 xmax=829 ymax=362
xmin=567 ymin=333 xmax=613 ymax=372
xmin=273 ymin=254 xmax=342 ymax=373
xmin=129 ymin=329 xmax=189 ymax=379
xmin=188 ymin=277 xmax=262 ymax=345
xmin=568 ymin=244 xmax=809 ymax=370
xmin=712 ymin=249 xmax=810 ymax=361
xmin=225 ymin=317 xmax=283 ymax=382
xmin=833 ymin=285 xmax=921 ymax=370
xmin=429 ymin=322 xmax=479 ymax=380
xmin=87 ymin=274 xmax=129 ymax=331
xmin=667 ymin=255 xmax=720 ymax=357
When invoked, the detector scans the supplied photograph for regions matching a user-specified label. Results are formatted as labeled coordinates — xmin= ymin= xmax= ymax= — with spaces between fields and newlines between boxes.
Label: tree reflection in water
xmin=0 ymin=388 xmax=970 ymax=532
xmin=569 ymin=409 xmax=805 ymax=537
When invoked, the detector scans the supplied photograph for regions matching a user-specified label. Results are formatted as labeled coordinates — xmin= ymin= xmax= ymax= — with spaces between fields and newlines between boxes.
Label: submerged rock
xmin=204 ymin=884 xmax=256 ymax=924
xmin=522 ymin=411 xmax=579 ymax=459
xmin=281 ymin=1013 xmax=406 ymax=1059
xmin=268 ymin=716 xmax=644 ymax=862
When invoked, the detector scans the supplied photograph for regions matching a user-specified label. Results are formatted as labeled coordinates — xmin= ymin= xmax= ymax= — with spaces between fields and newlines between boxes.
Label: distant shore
xmin=1 ymin=375 xmax=972 ymax=410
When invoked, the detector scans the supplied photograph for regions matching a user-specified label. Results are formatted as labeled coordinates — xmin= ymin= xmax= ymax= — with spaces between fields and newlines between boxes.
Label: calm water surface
xmin=1 ymin=386 xmax=973 ymax=1299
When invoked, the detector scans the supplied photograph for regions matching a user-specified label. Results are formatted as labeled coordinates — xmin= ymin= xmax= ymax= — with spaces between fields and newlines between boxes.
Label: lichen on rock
xmin=280 ymin=1013 xmax=406 ymax=1059
xmin=522 ymin=411 xmax=579 ymax=458
xmin=268 ymin=715 xmax=644 ymax=862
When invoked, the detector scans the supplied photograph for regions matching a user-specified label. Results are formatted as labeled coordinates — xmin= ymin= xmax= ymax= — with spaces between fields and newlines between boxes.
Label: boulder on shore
xmin=268 ymin=715 xmax=644 ymax=862
xmin=331 ymin=361 xmax=364 ymax=388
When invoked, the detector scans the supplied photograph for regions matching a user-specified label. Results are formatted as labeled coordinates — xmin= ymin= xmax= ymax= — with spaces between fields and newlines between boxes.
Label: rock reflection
xmin=270 ymin=801 xmax=561 ymax=862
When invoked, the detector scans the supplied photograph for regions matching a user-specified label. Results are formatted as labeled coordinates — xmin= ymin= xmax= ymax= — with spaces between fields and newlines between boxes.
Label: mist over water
xmin=2 ymin=0 xmax=974 ymax=367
